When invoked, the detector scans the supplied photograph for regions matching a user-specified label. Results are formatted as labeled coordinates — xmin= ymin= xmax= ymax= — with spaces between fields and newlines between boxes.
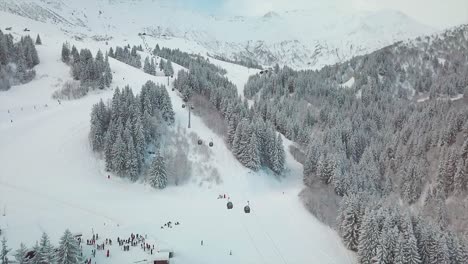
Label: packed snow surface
xmin=0 ymin=12 xmax=354 ymax=264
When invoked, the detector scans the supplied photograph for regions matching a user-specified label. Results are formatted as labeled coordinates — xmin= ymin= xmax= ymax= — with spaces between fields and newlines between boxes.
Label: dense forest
xmin=243 ymin=25 xmax=468 ymax=263
xmin=89 ymin=81 xmax=175 ymax=188
xmin=108 ymin=45 xmax=142 ymax=69
xmin=0 ymin=31 xmax=39 ymax=91
xmin=57 ymin=43 xmax=112 ymax=99
xmin=159 ymin=44 xmax=286 ymax=173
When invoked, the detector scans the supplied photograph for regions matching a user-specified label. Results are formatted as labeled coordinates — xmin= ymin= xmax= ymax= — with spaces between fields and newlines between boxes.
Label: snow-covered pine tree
xmin=126 ymin=136 xmax=139 ymax=181
xmin=111 ymin=132 xmax=126 ymax=175
xmin=164 ymin=60 xmax=174 ymax=76
xmin=357 ymin=209 xmax=380 ymax=264
xmin=143 ymin=57 xmax=151 ymax=74
xmin=227 ymin=116 xmax=238 ymax=147
xmin=149 ymin=155 xmax=167 ymax=189
xmin=245 ymin=132 xmax=261 ymax=171
xmin=159 ymin=59 xmax=165 ymax=72
xmin=14 ymin=243 xmax=28 ymax=264
xmin=271 ymin=133 xmax=285 ymax=174
xmin=55 ymin=229 xmax=82 ymax=264
xmin=454 ymin=159 xmax=467 ymax=196
xmin=339 ymin=194 xmax=363 ymax=251
xmin=104 ymin=54 xmax=112 ymax=87
xmin=393 ymin=232 xmax=405 ymax=264
xmin=108 ymin=47 xmax=114 ymax=58
xmin=37 ymin=232 xmax=55 ymax=264
xmin=150 ymin=58 xmax=156 ymax=75
xmin=153 ymin=44 xmax=160 ymax=55
xmin=1 ymin=237 xmax=10 ymax=264
xmin=35 ymin=34 xmax=42 ymax=45
xmin=29 ymin=242 xmax=41 ymax=264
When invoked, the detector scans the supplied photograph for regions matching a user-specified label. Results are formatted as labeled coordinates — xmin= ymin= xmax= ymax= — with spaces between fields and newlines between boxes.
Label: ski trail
xmin=0 ymin=180 xmax=120 ymax=225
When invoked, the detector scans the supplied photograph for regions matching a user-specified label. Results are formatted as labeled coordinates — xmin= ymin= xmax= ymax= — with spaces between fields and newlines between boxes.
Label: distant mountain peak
xmin=263 ymin=11 xmax=280 ymax=19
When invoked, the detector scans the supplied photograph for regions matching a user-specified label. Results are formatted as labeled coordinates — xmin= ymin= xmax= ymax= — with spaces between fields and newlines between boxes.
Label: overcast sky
xmin=179 ymin=0 xmax=468 ymax=29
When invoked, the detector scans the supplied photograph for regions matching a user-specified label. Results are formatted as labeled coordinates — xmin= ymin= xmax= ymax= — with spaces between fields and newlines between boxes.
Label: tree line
xmin=61 ymin=43 xmax=113 ymax=90
xmin=89 ymin=81 xmax=174 ymax=188
xmin=207 ymin=53 xmax=263 ymax=70
xmin=0 ymin=31 xmax=40 ymax=91
xmin=243 ymin=24 xmax=468 ymax=263
xmin=143 ymin=55 xmax=174 ymax=77
xmin=108 ymin=45 xmax=142 ymax=69
xmin=1 ymin=230 xmax=82 ymax=264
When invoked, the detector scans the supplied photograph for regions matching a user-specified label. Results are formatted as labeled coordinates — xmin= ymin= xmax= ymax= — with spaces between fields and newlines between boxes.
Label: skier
xmin=230 ymin=250 xmax=232 ymax=255
xmin=201 ymin=240 xmax=203 ymax=246
xmin=106 ymin=249 xmax=109 ymax=258
xmin=108 ymin=175 xmax=110 ymax=179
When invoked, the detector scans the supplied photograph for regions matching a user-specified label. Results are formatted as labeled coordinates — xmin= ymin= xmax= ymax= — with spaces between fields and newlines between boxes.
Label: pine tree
xmin=154 ymin=44 xmax=160 ymax=55
xmin=55 ymin=229 xmax=82 ymax=264
xmin=1 ymin=237 xmax=10 ymax=264
xmin=150 ymin=58 xmax=156 ymax=75
xmin=164 ymin=60 xmax=174 ymax=76
xmin=393 ymin=232 xmax=405 ymax=264
xmin=14 ymin=243 xmax=28 ymax=264
xmin=159 ymin=59 xmax=165 ymax=72
xmin=339 ymin=194 xmax=363 ymax=251
xmin=357 ymin=210 xmax=380 ymax=264
xmin=35 ymin=34 xmax=42 ymax=45
xmin=104 ymin=54 xmax=112 ymax=87
xmin=454 ymin=159 xmax=467 ymax=196
xmin=37 ymin=232 xmax=54 ymax=264
xmin=403 ymin=232 xmax=422 ymax=264
xmin=245 ymin=132 xmax=261 ymax=171
xmin=126 ymin=136 xmax=139 ymax=181
xmin=112 ymin=132 xmax=126 ymax=175
xmin=149 ymin=155 xmax=167 ymax=189
xmin=143 ymin=57 xmax=151 ymax=74
xmin=272 ymin=133 xmax=285 ymax=174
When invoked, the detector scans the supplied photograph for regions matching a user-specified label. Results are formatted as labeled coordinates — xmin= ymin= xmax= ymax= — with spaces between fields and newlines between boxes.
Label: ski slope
xmin=0 ymin=12 xmax=355 ymax=264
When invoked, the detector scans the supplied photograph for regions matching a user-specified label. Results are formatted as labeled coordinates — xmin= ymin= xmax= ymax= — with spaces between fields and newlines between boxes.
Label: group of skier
xmin=6 ymin=100 xmax=61 ymax=124
xmin=160 ymin=220 xmax=180 ymax=229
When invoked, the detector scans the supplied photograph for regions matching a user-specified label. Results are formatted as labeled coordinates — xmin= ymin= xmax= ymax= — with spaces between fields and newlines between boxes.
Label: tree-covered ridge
xmin=244 ymin=25 xmax=468 ymax=144
xmin=168 ymin=45 xmax=286 ymax=174
xmin=108 ymin=45 xmax=142 ymax=69
xmin=61 ymin=43 xmax=112 ymax=90
xmin=207 ymin=53 xmax=263 ymax=70
xmin=0 ymin=31 xmax=39 ymax=90
xmin=89 ymin=81 xmax=174 ymax=186
xmin=153 ymin=44 xmax=227 ymax=75
xmin=243 ymin=24 xmax=468 ymax=263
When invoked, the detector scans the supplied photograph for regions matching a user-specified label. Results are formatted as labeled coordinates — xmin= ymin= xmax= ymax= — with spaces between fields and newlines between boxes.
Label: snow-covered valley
xmin=0 ymin=11 xmax=354 ymax=264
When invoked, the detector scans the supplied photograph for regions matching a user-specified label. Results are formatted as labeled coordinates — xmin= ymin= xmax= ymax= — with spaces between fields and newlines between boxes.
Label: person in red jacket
xmin=107 ymin=249 xmax=109 ymax=257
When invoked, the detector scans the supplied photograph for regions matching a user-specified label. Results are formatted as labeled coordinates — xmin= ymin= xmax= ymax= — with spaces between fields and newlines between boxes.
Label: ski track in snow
xmin=0 ymin=12 xmax=355 ymax=264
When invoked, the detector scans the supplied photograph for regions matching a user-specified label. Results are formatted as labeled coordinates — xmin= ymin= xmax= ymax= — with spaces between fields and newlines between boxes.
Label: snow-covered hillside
xmin=0 ymin=0 xmax=435 ymax=69
xmin=0 ymin=12 xmax=354 ymax=264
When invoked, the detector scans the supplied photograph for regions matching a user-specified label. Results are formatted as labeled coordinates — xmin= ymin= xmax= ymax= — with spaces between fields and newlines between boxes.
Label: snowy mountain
xmin=0 ymin=0 xmax=435 ymax=69
xmin=0 ymin=9 xmax=356 ymax=264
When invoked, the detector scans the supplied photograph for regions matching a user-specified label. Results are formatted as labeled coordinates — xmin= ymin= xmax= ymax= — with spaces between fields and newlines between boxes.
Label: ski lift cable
xmin=237 ymin=208 xmax=268 ymax=264
xmin=274 ymin=191 xmax=339 ymax=264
